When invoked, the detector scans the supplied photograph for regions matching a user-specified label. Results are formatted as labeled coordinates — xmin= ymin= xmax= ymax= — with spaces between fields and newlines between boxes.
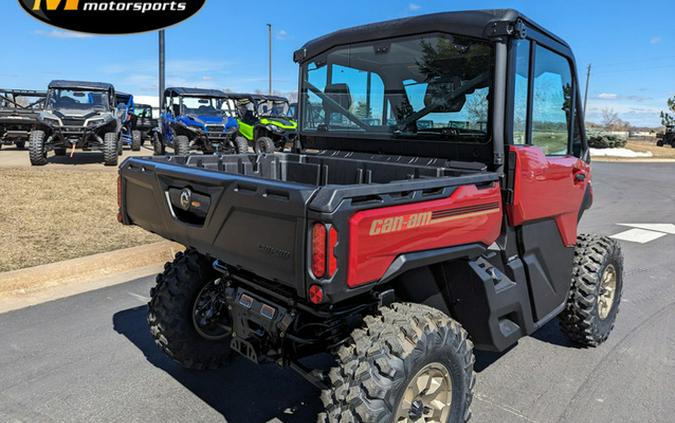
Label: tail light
xmin=328 ymin=227 xmax=338 ymax=277
xmin=311 ymin=223 xmax=339 ymax=279
xmin=311 ymin=223 xmax=326 ymax=278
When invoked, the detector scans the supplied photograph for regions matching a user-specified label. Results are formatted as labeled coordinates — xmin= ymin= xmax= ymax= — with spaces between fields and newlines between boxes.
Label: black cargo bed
xmin=120 ymin=151 xmax=499 ymax=294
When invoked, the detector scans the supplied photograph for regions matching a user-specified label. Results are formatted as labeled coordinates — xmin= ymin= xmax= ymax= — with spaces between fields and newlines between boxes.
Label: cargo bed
xmin=119 ymin=151 xmax=500 ymax=296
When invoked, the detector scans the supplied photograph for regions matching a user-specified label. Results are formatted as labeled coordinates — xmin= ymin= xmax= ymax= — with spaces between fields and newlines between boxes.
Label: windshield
xmin=134 ymin=105 xmax=153 ymax=118
xmin=181 ymin=96 xmax=227 ymax=116
xmin=257 ymin=99 xmax=291 ymax=118
xmin=47 ymin=89 xmax=110 ymax=111
xmin=300 ymin=33 xmax=492 ymax=142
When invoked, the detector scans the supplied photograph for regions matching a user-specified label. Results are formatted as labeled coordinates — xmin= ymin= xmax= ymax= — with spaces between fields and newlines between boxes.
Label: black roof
xmin=165 ymin=87 xmax=227 ymax=98
xmin=48 ymin=80 xmax=114 ymax=91
xmin=116 ymin=91 xmax=132 ymax=98
xmin=294 ymin=9 xmax=569 ymax=62
xmin=225 ymin=92 xmax=289 ymax=102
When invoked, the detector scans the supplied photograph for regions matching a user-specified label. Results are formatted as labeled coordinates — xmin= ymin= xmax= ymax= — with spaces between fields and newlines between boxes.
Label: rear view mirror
xmin=198 ymin=99 xmax=209 ymax=104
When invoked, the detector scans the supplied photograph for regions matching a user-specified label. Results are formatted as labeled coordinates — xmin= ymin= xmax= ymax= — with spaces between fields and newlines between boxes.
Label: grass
xmin=623 ymin=139 xmax=675 ymax=159
xmin=0 ymin=168 xmax=159 ymax=273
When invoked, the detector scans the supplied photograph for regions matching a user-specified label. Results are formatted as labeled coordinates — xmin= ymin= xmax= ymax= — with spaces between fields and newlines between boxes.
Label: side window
xmin=531 ymin=45 xmax=573 ymax=155
xmin=512 ymin=40 xmax=530 ymax=144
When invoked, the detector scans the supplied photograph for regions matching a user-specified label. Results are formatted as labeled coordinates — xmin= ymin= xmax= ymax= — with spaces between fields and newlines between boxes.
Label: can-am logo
xmin=19 ymin=0 xmax=206 ymax=34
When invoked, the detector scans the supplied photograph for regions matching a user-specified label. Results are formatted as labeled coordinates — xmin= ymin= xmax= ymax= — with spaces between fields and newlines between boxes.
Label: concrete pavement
xmin=0 ymin=162 xmax=674 ymax=422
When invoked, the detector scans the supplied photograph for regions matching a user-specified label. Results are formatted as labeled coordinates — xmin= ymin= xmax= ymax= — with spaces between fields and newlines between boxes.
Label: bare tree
xmin=601 ymin=108 xmax=620 ymax=128
xmin=466 ymin=90 xmax=488 ymax=125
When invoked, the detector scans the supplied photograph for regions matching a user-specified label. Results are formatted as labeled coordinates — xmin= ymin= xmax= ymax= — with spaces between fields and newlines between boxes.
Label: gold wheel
xmin=598 ymin=264 xmax=617 ymax=320
xmin=395 ymin=362 xmax=453 ymax=423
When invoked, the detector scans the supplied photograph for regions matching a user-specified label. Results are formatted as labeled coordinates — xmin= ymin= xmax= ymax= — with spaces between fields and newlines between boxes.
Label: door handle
xmin=574 ymin=172 xmax=586 ymax=182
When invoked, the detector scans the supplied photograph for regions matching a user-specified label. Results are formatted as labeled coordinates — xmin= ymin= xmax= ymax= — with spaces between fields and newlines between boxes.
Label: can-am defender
xmin=119 ymin=9 xmax=624 ymax=422
xmin=231 ymin=93 xmax=298 ymax=153
xmin=115 ymin=91 xmax=142 ymax=151
xmin=155 ymin=87 xmax=247 ymax=156
xmin=31 ymin=80 xmax=121 ymax=166
xmin=0 ymin=89 xmax=46 ymax=150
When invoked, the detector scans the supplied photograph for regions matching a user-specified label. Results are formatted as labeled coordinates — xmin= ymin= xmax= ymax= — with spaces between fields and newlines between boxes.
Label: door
xmin=506 ymin=39 xmax=590 ymax=322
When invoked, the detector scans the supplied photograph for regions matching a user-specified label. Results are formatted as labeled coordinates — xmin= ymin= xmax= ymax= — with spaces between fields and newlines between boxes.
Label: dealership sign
xmin=18 ymin=0 xmax=206 ymax=34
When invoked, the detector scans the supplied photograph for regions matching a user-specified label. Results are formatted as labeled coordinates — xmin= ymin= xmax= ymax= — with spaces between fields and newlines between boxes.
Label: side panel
xmin=348 ymin=183 xmax=502 ymax=287
xmin=507 ymin=145 xmax=590 ymax=246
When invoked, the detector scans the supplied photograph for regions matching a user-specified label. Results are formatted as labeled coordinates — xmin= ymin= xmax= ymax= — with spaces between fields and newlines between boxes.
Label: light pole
xmin=267 ymin=23 xmax=272 ymax=95
xmin=159 ymin=30 xmax=166 ymax=111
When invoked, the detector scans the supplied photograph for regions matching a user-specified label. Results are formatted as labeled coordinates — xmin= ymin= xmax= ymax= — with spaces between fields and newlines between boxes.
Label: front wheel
xmin=103 ymin=132 xmax=118 ymax=166
xmin=148 ymin=249 xmax=232 ymax=370
xmin=131 ymin=130 xmax=142 ymax=151
xmin=153 ymin=132 xmax=165 ymax=155
xmin=29 ymin=130 xmax=48 ymax=166
xmin=319 ymin=303 xmax=475 ymax=423
xmin=558 ymin=234 xmax=623 ymax=347
xmin=174 ymin=135 xmax=190 ymax=156
xmin=234 ymin=136 xmax=249 ymax=154
xmin=254 ymin=136 xmax=275 ymax=154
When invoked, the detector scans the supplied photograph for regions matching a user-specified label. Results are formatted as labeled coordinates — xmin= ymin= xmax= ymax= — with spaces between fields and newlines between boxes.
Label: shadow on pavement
xmin=529 ymin=317 xmax=576 ymax=347
xmin=113 ymin=305 xmax=323 ymax=423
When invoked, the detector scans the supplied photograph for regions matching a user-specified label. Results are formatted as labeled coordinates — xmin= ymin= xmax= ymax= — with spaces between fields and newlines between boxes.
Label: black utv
xmin=0 ymin=89 xmax=46 ymax=150
xmin=30 ymin=80 xmax=122 ymax=166
xmin=133 ymin=103 xmax=158 ymax=144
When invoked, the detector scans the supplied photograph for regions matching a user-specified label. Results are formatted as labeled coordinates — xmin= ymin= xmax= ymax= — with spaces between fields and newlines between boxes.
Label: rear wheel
xmin=174 ymin=135 xmax=190 ymax=156
xmin=29 ymin=130 xmax=48 ymax=166
xmin=103 ymin=132 xmax=118 ymax=166
xmin=254 ymin=136 xmax=275 ymax=154
xmin=153 ymin=132 xmax=165 ymax=155
xmin=559 ymin=234 xmax=623 ymax=347
xmin=319 ymin=303 xmax=475 ymax=423
xmin=131 ymin=130 xmax=142 ymax=151
xmin=234 ymin=136 xmax=249 ymax=154
xmin=148 ymin=249 xmax=232 ymax=370
xmin=15 ymin=141 xmax=25 ymax=150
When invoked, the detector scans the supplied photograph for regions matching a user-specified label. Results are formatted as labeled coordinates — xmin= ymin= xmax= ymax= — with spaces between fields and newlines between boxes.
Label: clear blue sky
xmin=1 ymin=0 xmax=673 ymax=126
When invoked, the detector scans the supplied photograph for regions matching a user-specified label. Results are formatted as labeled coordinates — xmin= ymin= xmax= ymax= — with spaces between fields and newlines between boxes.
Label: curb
xmin=591 ymin=158 xmax=675 ymax=163
xmin=0 ymin=241 xmax=183 ymax=297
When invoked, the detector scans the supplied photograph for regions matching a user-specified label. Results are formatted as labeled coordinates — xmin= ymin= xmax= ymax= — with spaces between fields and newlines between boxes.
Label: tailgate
xmin=120 ymin=157 xmax=318 ymax=292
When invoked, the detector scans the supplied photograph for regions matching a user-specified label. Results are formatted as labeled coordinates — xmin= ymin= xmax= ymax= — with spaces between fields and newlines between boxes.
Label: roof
xmin=294 ymin=9 xmax=569 ymax=63
xmin=225 ymin=92 xmax=289 ymax=102
xmin=165 ymin=87 xmax=227 ymax=97
xmin=0 ymin=89 xmax=47 ymax=96
xmin=116 ymin=91 xmax=133 ymax=99
xmin=49 ymin=80 xmax=114 ymax=91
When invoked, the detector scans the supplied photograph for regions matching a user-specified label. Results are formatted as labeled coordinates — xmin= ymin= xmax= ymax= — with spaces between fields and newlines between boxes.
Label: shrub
xmin=588 ymin=134 xmax=627 ymax=149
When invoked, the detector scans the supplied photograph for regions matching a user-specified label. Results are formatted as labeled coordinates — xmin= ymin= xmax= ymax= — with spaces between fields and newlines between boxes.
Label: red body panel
xmin=347 ymin=183 xmax=503 ymax=288
xmin=506 ymin=146 xmax=590 ymax=246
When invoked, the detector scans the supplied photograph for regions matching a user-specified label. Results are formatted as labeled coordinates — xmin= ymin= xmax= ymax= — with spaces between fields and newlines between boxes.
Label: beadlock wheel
xmin=598 ymin=264 xmax=617 ymax=320
xmin=395 ymin=362 xmax=454 ymax=423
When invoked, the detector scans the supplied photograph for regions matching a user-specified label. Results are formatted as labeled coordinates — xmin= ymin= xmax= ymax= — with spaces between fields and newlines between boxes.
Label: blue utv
xmin=115 ymin=91 xmax=142 ymax=151
xmin=155 ymin=87 xmax=247 ymax=155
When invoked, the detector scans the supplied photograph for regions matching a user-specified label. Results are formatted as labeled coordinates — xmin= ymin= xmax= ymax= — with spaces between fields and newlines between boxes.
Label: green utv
xmin=230 ymin=93 xmax=298 ymax=153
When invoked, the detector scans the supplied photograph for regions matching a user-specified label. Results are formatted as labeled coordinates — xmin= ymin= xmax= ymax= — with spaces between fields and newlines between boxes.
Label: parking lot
xmin=0 ymin=161 xmax=672 ymax=423
xmin=0 ymin=145 xmax=151 ymax=169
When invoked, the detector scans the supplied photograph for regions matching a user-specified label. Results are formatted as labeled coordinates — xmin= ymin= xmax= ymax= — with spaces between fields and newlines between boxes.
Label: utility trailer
xmin=0 ymin=89 xmax=46 ymax=150
xmin=119 ymin=9 xmax=624 ymax=422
